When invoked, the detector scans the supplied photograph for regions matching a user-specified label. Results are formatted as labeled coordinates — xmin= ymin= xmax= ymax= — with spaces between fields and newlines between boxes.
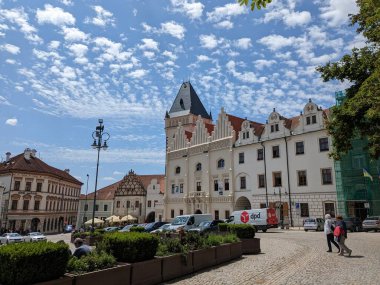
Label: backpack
xmin=334 ymin=225 xmax=345 ymax=237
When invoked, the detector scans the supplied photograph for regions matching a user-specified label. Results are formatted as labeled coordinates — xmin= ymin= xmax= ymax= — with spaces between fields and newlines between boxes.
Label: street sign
xmin=364 ymin=202 xmax=370 ymax=209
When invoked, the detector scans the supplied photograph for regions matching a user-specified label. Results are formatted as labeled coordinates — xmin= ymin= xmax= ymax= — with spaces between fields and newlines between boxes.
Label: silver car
xmin=0 ymin=233 xmax=24 ymax=244
xmin=303 ymin=218 xmax=324 ymax=231
xmin=23 ymin=232 xmax=47 ymax=242
xmin=362 ymin=216 xmax=380 ymax=232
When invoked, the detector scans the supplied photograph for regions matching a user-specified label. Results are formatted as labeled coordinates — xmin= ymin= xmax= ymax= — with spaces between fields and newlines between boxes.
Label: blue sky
xmin=0 ymin=0 xmax=362 ymax=192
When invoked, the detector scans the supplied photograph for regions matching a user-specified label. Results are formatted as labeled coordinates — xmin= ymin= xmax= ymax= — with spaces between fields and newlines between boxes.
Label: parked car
xmin=343 ymin=217 xmax=363 ymax=232
xmin=144 ymin=222 xmax=168 ymax=232
xmin=103 ymin=226 xmax=119 ymax=232
xmin=187 ymin=220 xmax=224 ymax=235
xmin=303 ymin=218 xmax=324 ymax=231
xmin=150 ymin=223 xmax=171 ymax=234
xmin=23 ymin=232 xmax=47 ymax=242
xmin=362 ymin=216 xmax=380 ymax=232
xmin=119 ymin=224 xmax=138 ymax=232
xmin=0 ymin=233 xmax=24 ymax=244
xmin=64 ymin=225 xmax=73 ymax=233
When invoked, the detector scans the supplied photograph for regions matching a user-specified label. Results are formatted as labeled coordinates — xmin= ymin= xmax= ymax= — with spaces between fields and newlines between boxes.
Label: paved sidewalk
xmin=165 ymin=230 xmax=380 ymax=285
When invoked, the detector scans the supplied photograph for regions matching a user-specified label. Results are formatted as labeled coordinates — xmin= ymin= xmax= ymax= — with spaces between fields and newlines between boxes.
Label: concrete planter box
xmin=35 ymin=275 xmax=73 ymax=285
xmin=68 ymin=264 xmax=131 ymax=285
xmin=192 ymin=247 xmax=216 ymax=272
xmin=230 ymin=241 xmax=243 ymax=259
xmin=241 ymin=238 xmax=261 ymax=255
xmin=158 ymin=253 xmax=193 ymax=282
xmin=215 ymin=243 xmax=231 ymax=265
xmin=131 ymin=258 xmax=162 ymax=285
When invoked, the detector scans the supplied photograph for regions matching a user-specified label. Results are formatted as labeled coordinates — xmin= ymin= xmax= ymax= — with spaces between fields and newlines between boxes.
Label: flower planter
xmin=215 ymin=243 xmax=231 ymax=265
xmin=192 ymin=247 xmax=216 ymax=272
xmin=159 ymin=253 xmax=193 ymax=282
xmin=68 ymin=264 xmax=131 ymax=285
xmin=241 ymin=238 xmax=261 ymax=255
xmin=35 ymin=275 xmax=74 ymax=285
xmin=131 ymin=258 xmax=162 ymax=285
xmin=229 ymin=241 xmax=242 ymax=259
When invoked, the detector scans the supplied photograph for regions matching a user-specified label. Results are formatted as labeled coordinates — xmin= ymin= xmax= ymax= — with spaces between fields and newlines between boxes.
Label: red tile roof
xmin=0 ymin=153 xmax=82 ymax=185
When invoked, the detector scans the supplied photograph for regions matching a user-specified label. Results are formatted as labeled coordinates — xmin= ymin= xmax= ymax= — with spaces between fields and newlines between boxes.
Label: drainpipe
xmin=260 ymin=140 xmax=269 ymax=207
xmin=284 ymin=135 xmax=294 ymax=227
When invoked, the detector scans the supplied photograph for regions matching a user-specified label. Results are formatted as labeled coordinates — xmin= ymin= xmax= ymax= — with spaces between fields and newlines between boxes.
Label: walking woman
xmin=324 ymin=214 xmax=340 ymax=252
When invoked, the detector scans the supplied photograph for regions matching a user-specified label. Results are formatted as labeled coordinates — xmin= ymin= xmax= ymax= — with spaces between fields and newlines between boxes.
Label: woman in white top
xmin=324 ymin=214 xmax=340 ymax=252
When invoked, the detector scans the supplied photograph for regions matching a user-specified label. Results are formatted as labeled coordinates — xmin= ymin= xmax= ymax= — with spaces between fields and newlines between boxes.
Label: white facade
xmin=77 ymin=198 xmax=114 ymax=228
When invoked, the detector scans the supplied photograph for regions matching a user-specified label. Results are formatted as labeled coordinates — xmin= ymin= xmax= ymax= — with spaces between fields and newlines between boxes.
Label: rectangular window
xmin=171 ymin=209 xmax=175 ymax=218
xmin=321 ymin=168 xmax=333 ymax=185
xmin=171 ymin=184 xmax=175 ymax=194
xmin=352 ymin=155 xmax=365 ymax=169
xmin=300 ymin=203 xmax=309 ymax=217
xmin=239 ymin=152 xmax=244 ymax=164
xmin=275 ymin=124 xmax=279 ymax=131
xmin=215 ymin=210 xmax=219 ymax=220
xmin=246 ymin=132 xmax=250 ymax=139
xmin=297 ymin=170 xmax=307 ymax=186
xmin=154 ymin=200 xmax=158 ymax=207
xmin=36 ymin=182 xmax=42 ymax=192
xmin=272 ymin=146 xmax=280 ymax=158
xmin=148 ymin=200 xmax=151 ymax=208
xmin=312 ymin=115 xmax=317 ymax=124
xmin=224 ymin=179 xmax=229 ymax=191
xmin=324 ymin=202 xmax=335 ymax=218
xmin=11 ymin=200 xmax=18 ymax=210
xmin=135 ymin=201 xmax=139 ymax=208
xmin=258 ymin=174 xmax=265 ymax=188
xmin=273 ymin=172 xmax=282 ymax=187
xmin=127 ymin=201 xmax=130 ymax=208
xmin=214 ymin=180 xmax=218 ymax=191
xmin=260 ymin=203 xmax=267 ymax=209
xmin=180 ymin=209 xmax=184 ymax=215
xmin=270 ymin=125 xmax=274 ymax=132
xmin=34 ymin=200 xmax=40 ymax=211
xmin=14 ymin=181 xmax=21 ymax=191
xmin=225 ymin=210 xmax=230 ymax=219
xmin=243 ymin=132 xmax=246 ymax=139
xmin=25 ymin=181 xmax=32 ymax=191
xmin=295 ymin=141 xmax=304 ymax=155
xmin=23 ymin=200 xmax=29 ymax=210
xmin=180 ymin=183 xmax=184 ymax=193
xmin=240 ymin=177 xmax=246 ymax=189
xmin=257 ymin=149 xmax=264 ymax=161
xmin=95 ymin=204 xmax=99 ymax=211
xmin=104 ymin=205 xmax=108 ymax=211
xmin=306 ymin=116 xmax=311 ymax=125
xmin=319 ymin=137 xmax=329 ymax=152
xmin=196 ymin=181 xmax=201 ymax=192
xmin=84 ymin=204 xmax=89 ymax=211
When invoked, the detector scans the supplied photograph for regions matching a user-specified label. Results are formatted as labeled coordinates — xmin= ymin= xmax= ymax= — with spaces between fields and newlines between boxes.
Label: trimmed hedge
xmin=227 ymin=224 xmax=255 ymax=238
xmin=100 ymin=232 xmax=159 ymax=263
xmin=130 ymin=226 xmax=145 ymax=232
xmin=67 ymin=251 xmax=116 ymax=274
xmin=218 ymin=223 xmax=229 ymax=232
xmin=0 ymin=241 xmax=70 ymax=285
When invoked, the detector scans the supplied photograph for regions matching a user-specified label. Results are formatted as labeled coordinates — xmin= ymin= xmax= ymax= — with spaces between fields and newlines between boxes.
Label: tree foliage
xmin=316 ymin=0 xmax=380 ymax=159
xmin=238 ymin=0 xmax=272 ymax=10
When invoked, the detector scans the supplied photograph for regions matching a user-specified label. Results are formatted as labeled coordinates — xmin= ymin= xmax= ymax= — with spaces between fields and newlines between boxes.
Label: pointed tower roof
xmin=168 ymin=82 xmax=211 ymax=119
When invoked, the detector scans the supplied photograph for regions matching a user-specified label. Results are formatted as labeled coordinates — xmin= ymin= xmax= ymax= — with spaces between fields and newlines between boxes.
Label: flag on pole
xmin=363 ymin=168 xmax=373 ymax=181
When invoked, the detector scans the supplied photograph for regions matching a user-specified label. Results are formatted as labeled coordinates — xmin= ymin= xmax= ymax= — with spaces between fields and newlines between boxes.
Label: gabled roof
xmin=0 ymin=153 xmax=82 ymax=185
xmin=168 ymin=82 xmax=211 ymax=119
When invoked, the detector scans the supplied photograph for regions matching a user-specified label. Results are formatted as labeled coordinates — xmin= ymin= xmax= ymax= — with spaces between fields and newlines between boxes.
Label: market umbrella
xmin=121 ymin=215 xmax=137 ymax=222
xmin=105 ymin=215 xmax=120 ymax=223
xmin=84 ymin=218 xmax=104 ymax=225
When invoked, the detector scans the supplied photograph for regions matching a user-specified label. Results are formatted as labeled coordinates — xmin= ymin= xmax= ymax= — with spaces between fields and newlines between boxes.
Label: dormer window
xmin=196 ymin=163 xmax=202 ymax=171
xmin=179 ymin=99 xmax=185 ymax=110
xmin=270 ymin=124 xmax=279 ymax=133
xmin=306 ymin=115 xmax=317 ymax=125
xmin=175 ymin=167 xmax=181 ymax=174
xmin=217 ymin=159 xmax=225 ymax=169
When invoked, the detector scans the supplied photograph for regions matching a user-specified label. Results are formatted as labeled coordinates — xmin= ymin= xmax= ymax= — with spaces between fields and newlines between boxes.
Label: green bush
xmin=67 ymin=251 xmax=116 ymax=274
xmin=218 ymin=223 xmax=229 ymax=232
xmin=227 ymin=224 xmax=255 ymax=238
xmin=182 ymin=232 xmax=208 ymax=250
xmin=205 ymin=234 xmax=224 ymax=246
xmin=222 ymin=233 xmax=239 ymax=243
xmin=130 ymin=226 xmax=145 ymax=232
xmin=101 ymin=232 xmax=159 ymax=262
xmin=0 ymin=242 xmax=70 ymax=285
xmin=156 ymin=237 xmax=185 ymax=256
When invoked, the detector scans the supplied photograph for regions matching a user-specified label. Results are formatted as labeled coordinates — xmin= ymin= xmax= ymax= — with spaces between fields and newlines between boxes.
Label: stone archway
xmin=234 ymin=196 xmax=251 ymax=211
xmin=194 ymin=209 xmax=202 ymax=214
xmin=31 ymin=218 xmax=40 ymax=232
xmin=146 ymin=211 xmax=155 ymax=223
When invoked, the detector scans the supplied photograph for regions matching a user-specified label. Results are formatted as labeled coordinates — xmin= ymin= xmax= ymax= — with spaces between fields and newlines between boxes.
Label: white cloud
xmin=61 ymin=27 xmax=87 ymax=42
xmin=257 ymin=34 xmax=294 ymax=51
xmin=284 ymin=11 xmax=311 ymax=27
xmin=0 ymin=95 xmax=11 ymax=105
xmin=93 ymin=37 xmax=131 ymax=61
xmin=68 ymin=43 xmax=88 ymax=62
xmin=128 ymin=69 xmax=148 ymax=79
xmin=320 ymin=0 xmax=359 ymax=27
xmin=60 ymin=0 xmax=73 ymax=6
xmin=103 ymin=177 xmax=116 ymax=181
xmin=199 ymin=34 xmax=219 ymax=49
xmin=170 ymin=0 xmax=204 ymax=20
xmin=138 ymin=38 xmax=159 ymax=51
xmin=36 ymin=5 xmax=75 ymax=26
xmin=85 ymin=5 xmax=115 ymax=27
xmin=214 ymin=20 xmax=233 ymax=29
xmin=234 ymin=38 xmax=252 ymax=50
xmin=206 ymin=3 xmax=246 ymax=23
xmin=48 ymin=41 xmax=60 ymax=49
xmin=143 ymin=51 xmax=155 ymax=59
xmin=261 ymin=1 xmax=311 ymax=27
xmin=160 ymin=21 xmax=186 ymax=39
xmin=162 ymin=50 xmax=177 ymax=61
xmin=346 ymin=33 xmax=366 ymax=51
xmin=5 ymin=118 xmax=17 ymax=126
xmin=226 ymin=60 xmax=267 ymax=84
xmin=0 ymin=43 xmax=20 ymax=54
xmin=113 ymin=171 xmax=124 ymax=175
xmin=254 ymin=59 xmax=276 ymax=70
xmin=197 ymin=55 xmax=211 ymax=61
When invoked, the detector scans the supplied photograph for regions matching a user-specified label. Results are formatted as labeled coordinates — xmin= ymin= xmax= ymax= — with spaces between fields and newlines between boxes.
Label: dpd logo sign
xmin=240 ymin=211 xmax=249 ymax=223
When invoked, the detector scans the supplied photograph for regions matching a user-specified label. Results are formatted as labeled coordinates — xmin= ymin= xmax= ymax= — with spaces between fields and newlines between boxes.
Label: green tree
xmin=316 ymin=0 xmax=380 ymax=159
xmin=238 ymin=0 xmax=272 ymax=10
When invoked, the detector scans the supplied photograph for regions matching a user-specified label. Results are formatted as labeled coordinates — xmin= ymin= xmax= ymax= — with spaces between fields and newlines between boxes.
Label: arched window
xmin=175 ymin=166 xmax=181 ymax=174
xmin=196 ymin=163 xmax=202 ymax=171
xmin=217 ymin=159 xmax=225 ymax=169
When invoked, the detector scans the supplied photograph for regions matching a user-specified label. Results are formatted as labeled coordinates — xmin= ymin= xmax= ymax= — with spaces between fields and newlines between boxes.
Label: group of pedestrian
xmin=324 ymin=214 xmax=352 ymax=256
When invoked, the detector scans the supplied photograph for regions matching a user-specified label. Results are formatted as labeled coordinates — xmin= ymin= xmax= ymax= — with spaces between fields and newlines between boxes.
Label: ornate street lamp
xmin=91 ymin=119 xmax=110 ymax=230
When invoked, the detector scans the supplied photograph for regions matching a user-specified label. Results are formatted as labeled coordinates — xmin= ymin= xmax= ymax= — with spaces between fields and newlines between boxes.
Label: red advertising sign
xmin=241 ymin=211 xmax=249 ymax=223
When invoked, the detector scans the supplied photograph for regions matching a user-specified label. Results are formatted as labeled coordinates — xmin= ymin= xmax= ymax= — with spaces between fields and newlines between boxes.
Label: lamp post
xmin=91 ymin=119 xmax=110 ymax=230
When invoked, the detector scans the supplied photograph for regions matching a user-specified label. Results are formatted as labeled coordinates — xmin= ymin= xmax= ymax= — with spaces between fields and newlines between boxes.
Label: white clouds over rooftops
xmin=0 ymin=43 xmax=20 ymax=54
xmin=234 ymin=38 xmax=252 ymax=50
xmin=160 ymin=21 xmax=186 ymax=39
xmin=319 ymin=0 xmax=359 ymax=27
xmin=199 ymin=34 xmax=219 ymax=49
xmin=5 ymin=118 xmax=18 ymax=126
xmin=262 ymin=0 xmax=311 ymax=27
xmin=85 ymin=5 xmax=115 ymax=27
xmin=258 ymin=34 xmax=294 ymax=51
xmin=170 ymin=0 xmax=204 ymax=20
xmin=61 ymin=27 xmax=88 ymax=42
xmin=36 ymin=4 xmax=75 ymax=26
xmin=206 ymin=3 xmax=247 ymax=23
xmin=138 ymin=38 xmax=159 ymax=51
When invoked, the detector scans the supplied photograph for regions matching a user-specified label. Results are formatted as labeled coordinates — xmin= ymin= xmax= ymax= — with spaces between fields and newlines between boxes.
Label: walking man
xmin=324 ymin=214 xmax=340 ymax=252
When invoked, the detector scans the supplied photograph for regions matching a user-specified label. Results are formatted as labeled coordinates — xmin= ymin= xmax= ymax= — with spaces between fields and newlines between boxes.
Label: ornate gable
xmin=212 ymin=108 xmax=234 ymax=141
xmin=190 ymin=115 xmax=211 ymax=146
xmin=115 ymin=170 xmax=147 ymax=197
xmin=169 ymin=122 xmax=189 ymax=151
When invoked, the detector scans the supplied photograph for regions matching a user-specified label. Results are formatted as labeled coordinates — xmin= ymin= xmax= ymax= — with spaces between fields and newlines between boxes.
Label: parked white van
xmin=229 ymin=208 xmax=278 ymax=232
xmin=168 ymin=214 xmax=213 ymax=231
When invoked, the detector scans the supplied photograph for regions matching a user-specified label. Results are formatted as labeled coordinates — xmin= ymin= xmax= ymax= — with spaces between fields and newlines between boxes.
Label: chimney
xmin=5 ymin=152 xmax=11 ymax=162
xmin=31 ymin=149 xmax=37 ymax=158
xmin=24 ymin=148 xmax=32 ymax=160
xmin=64 ymin=169 xmax=70 ymax=173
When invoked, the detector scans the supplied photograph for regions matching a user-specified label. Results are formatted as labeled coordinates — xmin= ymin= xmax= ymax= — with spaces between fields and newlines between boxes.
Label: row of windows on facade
xmin=170 ymin=168 xmax=332 ymax=194
xmin=174 ymin=138 xmax=329 ymax=174
xmin=170 ymin=209 xmax=231 ymax=220
xmin=13 ymin=180 xmax=80 ymax=197
xmin=11 ymin=199 xmax=78 ymax=211
xmin=269 ymin=115 xmax=318 ymax=134
xmin=298 ymin=202 xmax=336 ymax=218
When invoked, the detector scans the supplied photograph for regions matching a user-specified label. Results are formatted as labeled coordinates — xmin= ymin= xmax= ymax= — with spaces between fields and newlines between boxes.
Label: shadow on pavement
xmin=346 ymin=255 xmax=364 ymax=258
